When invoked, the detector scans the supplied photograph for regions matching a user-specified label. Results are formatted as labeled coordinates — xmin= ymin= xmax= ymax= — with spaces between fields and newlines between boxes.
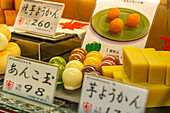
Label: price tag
xmin=79 ymin=74 xmax=148 ymax=113
xmin=3 ymin=55 xmax=59 ymax=105
xmin=14 ymin=0 xmax=64 ymax=36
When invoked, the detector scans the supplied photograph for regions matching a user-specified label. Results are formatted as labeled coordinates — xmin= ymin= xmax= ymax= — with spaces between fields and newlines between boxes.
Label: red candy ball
xmin=103 ymin=54 xmax=120 ymax=65
xmin=69 ymin=52 xmax=85 ymax=63
xmin=71 ymin=47 xmax=88 ymax=57
xmin=82 ymin=65 xmax=99 ymax=75
xmin=99 ymin=60 xmax=116 ymax=74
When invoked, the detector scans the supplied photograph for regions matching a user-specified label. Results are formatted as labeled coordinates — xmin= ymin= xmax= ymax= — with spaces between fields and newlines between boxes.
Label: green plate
xmin=91 ymin=8 xmax=150 ymax=42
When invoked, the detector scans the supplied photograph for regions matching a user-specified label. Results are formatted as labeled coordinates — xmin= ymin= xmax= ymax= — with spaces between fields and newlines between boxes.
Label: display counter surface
xmin=0 ymin=74 xmax=169 ymax=113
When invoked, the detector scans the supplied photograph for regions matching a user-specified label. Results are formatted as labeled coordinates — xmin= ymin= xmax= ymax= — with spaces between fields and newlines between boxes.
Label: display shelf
xmin=11 ymin=33 xmax=83 ymax=61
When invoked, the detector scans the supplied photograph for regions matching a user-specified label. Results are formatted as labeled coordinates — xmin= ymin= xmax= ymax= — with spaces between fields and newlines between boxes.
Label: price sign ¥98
xmin=3 ymin=55 xmax=59 ymax=105
xmin=14 ymin=0 xmax=64 ymax=36
xmin=79 ymin=74 xmax=148 ymax=113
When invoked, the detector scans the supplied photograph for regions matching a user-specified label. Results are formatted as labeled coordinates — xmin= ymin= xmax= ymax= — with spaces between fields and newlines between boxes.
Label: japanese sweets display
xmin=82 ymin=0 xmax=160 ymax=64
xmin=49 ymin=47 xmax=120 ymax=90
xmin=0 ymin=25 xmax=21 ymax=74
xmin=102 ymin=46 xmax=170 ymax=107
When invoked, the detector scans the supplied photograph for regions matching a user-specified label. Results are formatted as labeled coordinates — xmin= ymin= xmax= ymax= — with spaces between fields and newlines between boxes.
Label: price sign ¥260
xmin=3 ymin=55 xmax=59 ymax=105
xmin=79 ymin=74 xmax=148 ymax=113
xmin=14 ymin=0 xmax=64 ymax=36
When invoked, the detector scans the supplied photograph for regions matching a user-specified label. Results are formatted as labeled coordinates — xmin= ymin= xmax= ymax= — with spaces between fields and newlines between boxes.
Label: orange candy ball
xmin=126 ymin=13 xmax=140 ymax=27
xmin=108 ymin=8 xmax=120 ymax=21
xmin=109 ymin=18 xmax=124 ymax=34
xmin=86 ymin=51 xmax=103 ymax=61
xmin=84 ymin=56 xmax=101 ymax=68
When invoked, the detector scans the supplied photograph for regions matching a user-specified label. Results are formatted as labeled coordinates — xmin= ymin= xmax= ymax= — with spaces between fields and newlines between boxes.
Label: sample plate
xmin=91 ymin=8 xmax=150 ymax=41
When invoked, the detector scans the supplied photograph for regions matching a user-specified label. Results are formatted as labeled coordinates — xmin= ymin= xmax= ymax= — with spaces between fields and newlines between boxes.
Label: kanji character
xmin=86 ymin=82 xmax=97 ymax=98
xmin=42 ymin=72 xmax=54 ymax=85
xmin=29 ymin=5 xmax=36 ymax=16
xmin=21 ymin=3 xmax=28 ymax=14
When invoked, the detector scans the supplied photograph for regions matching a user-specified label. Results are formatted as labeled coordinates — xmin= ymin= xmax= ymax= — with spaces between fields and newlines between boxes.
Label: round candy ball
xmin=51 ymin=63 xmax=65 ymax=85
xmin=69 ymin=52 xmax=85 ymax=63
xmin=83 ymin=56 xmax=101 ymax=68
xmin=82 ymin=65 xmax=99 ymax=75
xmin=49 ymin=56 xmax=66 ymax=67
xmin=126 ymin=13 xmax=140 ymax=27
xmin=65 ymin=60 xmax=84 ymax=71
xmin=62 ymin=68 xmax=83 ymax=90
xmin=86 ymin=51 xmax=103 ymax=61
xmin=99 ymin=60 xmax=116 ymax=74
xmin=103 ymin=54 xmax=120 ymax=65
xmin=71 ymin=47 xmax=88 ymax=56
xmin=107 ymin=8 xmax=120 ymax=21
xmin=0 ymin=33 xmax=8 ymax=51
xmin=109 ymin=18 xmax=124 ymax=34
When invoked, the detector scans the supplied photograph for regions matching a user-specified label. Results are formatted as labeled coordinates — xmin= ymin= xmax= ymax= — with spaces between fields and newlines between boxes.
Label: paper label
xmin=14 ymin=0 xmax=64 ymax=36
xmin=79 ymin=74 xmax=148 ymax=113
xmin=3 ymin=55 xmax=59 ymax=105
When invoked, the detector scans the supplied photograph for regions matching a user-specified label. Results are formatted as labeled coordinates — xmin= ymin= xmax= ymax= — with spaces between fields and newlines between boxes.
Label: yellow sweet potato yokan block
xmin=1 ymin=0 xmax=13 ymax=10
xmin=4 ymin=10 xmax=18 ymax=26
xmin=137 ymin=83 xmax=170 ymax=108
xmin=123 ymin=47 xmax=148 ymax=82
xmin=140 ymin=48 xmax=166 ymax=84
xmin=157 ymin=51 xmax=170 ymax=85
xmin=14 ymin=0 xmax=22 ymax=10
xmin=102 ymin=65 xmax=124 ymax=78
xmin=122 ymin=74 xmax=170 ymax=108
xmin=0 ymin=9 xmax=5 ymax=24
xmin=113 ymin=71 xmax=126 ymax=81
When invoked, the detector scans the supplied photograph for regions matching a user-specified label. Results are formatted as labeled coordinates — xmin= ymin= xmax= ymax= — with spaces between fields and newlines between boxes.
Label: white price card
xmin=79 ymin=74 xmax=148 ymax=113
xmin=3 ymin=55 xmax=59 ymax=105
xmin=14 ymin=0 xmax=64 ymax=36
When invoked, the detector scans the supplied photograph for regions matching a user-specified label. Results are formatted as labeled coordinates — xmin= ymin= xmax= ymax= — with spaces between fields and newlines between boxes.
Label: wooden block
xmin=4 ymin=10 xmax=18 ymax=26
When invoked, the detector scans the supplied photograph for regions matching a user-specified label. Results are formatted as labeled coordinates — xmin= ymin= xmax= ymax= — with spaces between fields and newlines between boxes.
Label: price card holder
xmin=14 ymin=0 xmax=65 ymax=40
xmin=79 ymin=73 xmax=149 ymax=113
xmin=2 ymin=55 xmax=59 ymax=106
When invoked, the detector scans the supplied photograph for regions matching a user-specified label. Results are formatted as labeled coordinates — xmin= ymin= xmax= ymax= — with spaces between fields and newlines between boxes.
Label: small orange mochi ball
xmin=126 ymin=13 xmax=140 ymax=27
xmin=109 ymin=18 xmax=124 ymax=34
xmin=0 ymin=51 xmax=11 ymax=74
xmin=0 ymin=24 xmax=11 ymax=42
xmin=108 ymin=8 xmax=120 ymax=21
xmin=0 ymin=33 xmax=8 ymax=51
xmin=4 ymin=42 xmax=21 ymax=56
